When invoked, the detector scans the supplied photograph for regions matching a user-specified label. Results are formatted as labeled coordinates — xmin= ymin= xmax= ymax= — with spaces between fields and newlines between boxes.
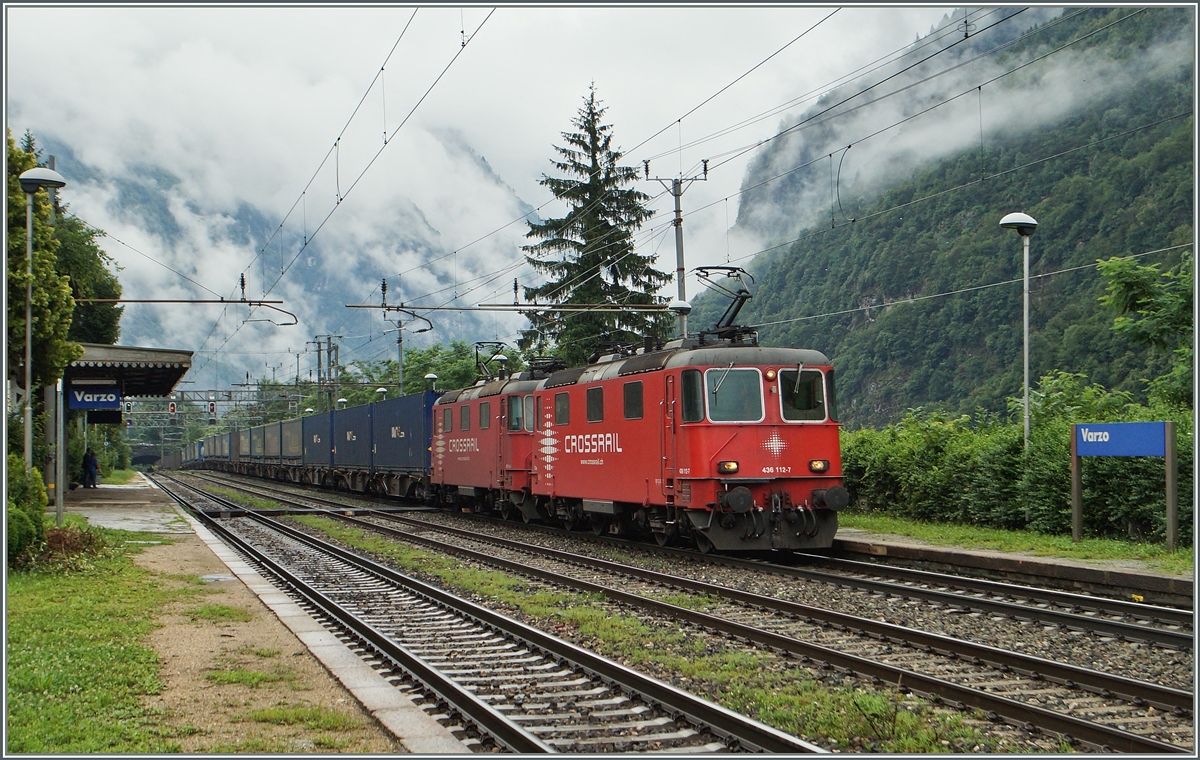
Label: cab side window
xmin=555 ymin=392 xmax=570 ymax=425
xmin=586 ymin=387 xmax=603 ymax=422
xmin=508 ymin=395 xmax=523 ymax=431
xmin=479 ymin=401 xmax=491 ymax=430
xmin=442 ymin=407 xmax=452 ymax=433
xmin=460 ymin=405 xmax=470 ymax=431
xmin=681 ymin=369 xmax=704 ymax=422
xmin=623 ymin=381 xmax=643 ymax=420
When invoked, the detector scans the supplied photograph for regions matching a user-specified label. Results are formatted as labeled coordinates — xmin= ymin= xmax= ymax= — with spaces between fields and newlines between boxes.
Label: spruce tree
xmin=519 ymin=86 xmax=670 ymax=367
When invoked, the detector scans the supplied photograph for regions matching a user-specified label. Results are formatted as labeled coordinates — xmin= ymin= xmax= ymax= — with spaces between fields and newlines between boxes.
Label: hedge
xmin=841 ymin=374 xmax=1193 ymax=546
xmin=7 ymin=453 xmax=48 ymax=564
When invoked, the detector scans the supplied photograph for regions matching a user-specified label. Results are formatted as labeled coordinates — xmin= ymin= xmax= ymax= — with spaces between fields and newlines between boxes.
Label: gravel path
xmin=133 ymin=533 xmax=404 ymax=753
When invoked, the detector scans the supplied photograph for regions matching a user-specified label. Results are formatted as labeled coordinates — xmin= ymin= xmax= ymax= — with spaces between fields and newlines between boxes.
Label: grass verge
xmin=248 ymin=705 xmax=360 ymax=731
xmin=6 ymin=527 xmax=205 ymax=753
xmin=838 ymin=512 xmax=1193 ymax=576
xmin=289 ymin=515 xmax=1002 ymax=752
xmin=101 ymin=469 xmax=140 ymax=486
xmin=203 ymin=484 xmax=282 ymax=511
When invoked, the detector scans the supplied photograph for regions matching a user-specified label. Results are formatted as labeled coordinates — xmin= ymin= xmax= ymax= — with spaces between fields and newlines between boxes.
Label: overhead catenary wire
xmin=416 ymin=5 xmax=1138 ymax=322
xmin=361 ymin=6 xmax=1052 ymax=322
xmin=332 ymin=10 xmax=850 ymax=335
xmin=214 ymin=8 xmax=1157 ymax=375
xmin=352 ymin=3 xmax=1152 ymax=357
xmin=192 ymin=9 xmax=494 ymax=375
xmin=747 ymin=244 xmax=1193 ymax=331
xmin=723 ymin=110 xmax=1192 ymax=267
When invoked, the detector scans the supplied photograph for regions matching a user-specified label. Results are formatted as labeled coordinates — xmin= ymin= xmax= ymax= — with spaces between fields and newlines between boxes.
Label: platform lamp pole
xmin=999 ymin=212 xmax=1038 ymax=448
xmin=19 ymin=167 xmax=67 ymax=468
xmin=55 ymin=379 xmax=65 ymax=526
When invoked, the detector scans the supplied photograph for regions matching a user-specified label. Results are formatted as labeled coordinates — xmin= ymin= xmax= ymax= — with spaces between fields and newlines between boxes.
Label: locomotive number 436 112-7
xmin=761 ymin=465 xmax=792 ymax=474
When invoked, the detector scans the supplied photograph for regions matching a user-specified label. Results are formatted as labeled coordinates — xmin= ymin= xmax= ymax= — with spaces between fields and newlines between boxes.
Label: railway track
xmin=173 ymin=472 xmax=1193 ymax=752
xmin=156 ymin=474 xmax=821 ymax=753
xmin=188 ymin=471 xmax=1193 ymax=647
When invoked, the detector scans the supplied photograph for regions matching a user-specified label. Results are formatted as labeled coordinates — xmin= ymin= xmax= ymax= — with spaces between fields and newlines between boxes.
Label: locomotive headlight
xmin=765 ymin=369 xmax=777 ymax=380
xmin=808 ymin=459 xmax=830 ymax=473
xmin=718 ymin=460 xmax=740 ymax=474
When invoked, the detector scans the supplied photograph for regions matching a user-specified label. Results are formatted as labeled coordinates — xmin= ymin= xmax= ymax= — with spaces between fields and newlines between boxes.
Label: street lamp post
xmin=19 ymin=167 xmax=67 ymax=468
xmin=999 ymin=212 xmax=1038 ymax=448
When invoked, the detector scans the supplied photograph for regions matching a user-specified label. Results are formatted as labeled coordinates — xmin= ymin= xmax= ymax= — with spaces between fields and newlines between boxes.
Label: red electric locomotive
xmin=431 ymin=268 xmax=848 ymax=554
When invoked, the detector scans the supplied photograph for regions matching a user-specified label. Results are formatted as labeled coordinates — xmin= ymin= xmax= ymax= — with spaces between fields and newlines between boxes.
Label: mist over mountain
xmin=38 ymin=129 xmax=539 ymax=389
xmin=692 ymin=7 xmax=1194 ymax=427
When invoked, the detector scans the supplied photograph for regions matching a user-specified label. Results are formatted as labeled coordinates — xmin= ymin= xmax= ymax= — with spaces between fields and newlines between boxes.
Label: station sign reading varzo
xmin=68 ymin=386 xmax=122 ymax=410
xmin=1071 ymin=421 xmax=1179 ymax=550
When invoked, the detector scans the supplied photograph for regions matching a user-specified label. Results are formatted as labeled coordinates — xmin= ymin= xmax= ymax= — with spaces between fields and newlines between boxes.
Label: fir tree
xmin=519 ymin=86 xmax=670 ymax=366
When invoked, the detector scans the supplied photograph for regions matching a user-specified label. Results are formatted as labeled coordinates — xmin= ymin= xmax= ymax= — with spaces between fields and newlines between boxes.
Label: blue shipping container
xmin=303 ymin=412 xmax=334 ymax=468
xmin=372 ymin=391 xmax=440 ymax=474
xmin=334 ymin=404 xmax=373 ymax=469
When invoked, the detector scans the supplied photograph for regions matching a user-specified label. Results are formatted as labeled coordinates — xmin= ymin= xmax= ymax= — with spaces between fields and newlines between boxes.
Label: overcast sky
xmin=6 ymin=4 xmax=963 ymax=387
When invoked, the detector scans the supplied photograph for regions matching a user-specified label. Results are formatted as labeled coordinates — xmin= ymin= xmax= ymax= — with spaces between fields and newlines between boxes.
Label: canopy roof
xmin=65 ymin=343 xmax=193 ymax=398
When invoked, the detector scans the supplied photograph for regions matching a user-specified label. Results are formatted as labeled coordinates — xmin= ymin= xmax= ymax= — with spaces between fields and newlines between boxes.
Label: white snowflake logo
xmin=761 ymin=433 xmax=787 ymax=458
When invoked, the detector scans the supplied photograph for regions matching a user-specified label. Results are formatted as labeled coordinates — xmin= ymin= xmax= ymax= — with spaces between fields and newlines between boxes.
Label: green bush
xmin=841 ymin=373 xmax=1193 ymax=546
xmin=7 ymin=454 xmax=47 ymax=564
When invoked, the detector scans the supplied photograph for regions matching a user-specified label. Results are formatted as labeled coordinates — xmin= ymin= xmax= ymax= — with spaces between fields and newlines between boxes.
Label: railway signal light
xmin=125 ymin=401 xmax=133 ymax=413
xmin=208 ymin=401 xmax=216 ymax=425
xmin=168 ymin=401 xmax=177 ymax=414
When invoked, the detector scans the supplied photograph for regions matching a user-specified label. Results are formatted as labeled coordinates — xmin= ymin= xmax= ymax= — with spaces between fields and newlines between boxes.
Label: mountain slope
xmin=691 ymin=7 xmax=1194 ymax=428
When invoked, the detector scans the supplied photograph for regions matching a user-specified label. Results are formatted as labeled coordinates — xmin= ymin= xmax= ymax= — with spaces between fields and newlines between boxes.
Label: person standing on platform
xmin=82 ymin=449 xmax=99 ymax=488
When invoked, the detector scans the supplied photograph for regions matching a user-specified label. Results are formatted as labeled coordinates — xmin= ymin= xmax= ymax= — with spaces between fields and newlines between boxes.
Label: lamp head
xmin=999 ymin=212 xmax=1038 ymax=237
xmin=19 ymin=167 xmax=67 ymax=194
xmin=668 ymin=299 xmax=692 ymax=316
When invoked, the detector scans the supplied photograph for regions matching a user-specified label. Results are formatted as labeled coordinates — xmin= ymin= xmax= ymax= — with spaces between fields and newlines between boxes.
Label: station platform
xmin=834 ymin=528 xmax=1194 ymax=608
xmin=54 ymin=474 xmax=465 ymax=753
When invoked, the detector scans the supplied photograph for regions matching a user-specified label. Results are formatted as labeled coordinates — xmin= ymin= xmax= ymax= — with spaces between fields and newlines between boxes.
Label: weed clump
xmin=32 ymin=524 xmax=116 ymax=573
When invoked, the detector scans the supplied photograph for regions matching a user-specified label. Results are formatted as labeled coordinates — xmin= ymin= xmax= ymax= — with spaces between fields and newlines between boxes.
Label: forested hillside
xmin=691 ymin=8 xmax=1193 ymax=429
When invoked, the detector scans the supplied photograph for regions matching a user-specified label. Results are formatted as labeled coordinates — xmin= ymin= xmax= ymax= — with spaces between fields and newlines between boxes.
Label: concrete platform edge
xmin=169 ymin=501 xmax=467 ymax=753
xmin=833 ymin=537 xmax=1194 ymax=598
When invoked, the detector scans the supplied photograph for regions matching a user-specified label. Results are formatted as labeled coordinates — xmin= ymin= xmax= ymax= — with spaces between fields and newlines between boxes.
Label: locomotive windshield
xmin=705 ymin=368 xmax=764 ymax=422
xmin=779 ymin=369 xmax=827 ymax=421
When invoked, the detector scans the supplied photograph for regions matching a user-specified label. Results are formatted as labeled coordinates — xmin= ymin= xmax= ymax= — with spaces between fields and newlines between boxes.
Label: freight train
xmin=170 ymin=269 xmax=849 ymax=553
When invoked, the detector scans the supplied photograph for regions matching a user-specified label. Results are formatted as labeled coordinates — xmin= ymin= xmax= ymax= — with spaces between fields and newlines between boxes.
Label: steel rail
xmin=155 ymin=476 xmax=551 ymax=753
xmin=336 ymin=506 xmax=1190 ymax=725
xmin=190 ymin=471 xmax=1194 ymax=646
xmin=163 ymin=474 xmax=822 ymax=753
xmin=794 ymin=552 xmax=1195 ymax=626
xmin=311 ymin=509 xmax=1190 ymax=753
xmin=355 ymin=510 xmax=1194 ymax=714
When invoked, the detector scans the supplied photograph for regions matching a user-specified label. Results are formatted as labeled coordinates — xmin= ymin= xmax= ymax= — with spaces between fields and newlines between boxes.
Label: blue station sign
xmin=68 ymin=386 xmax=122 ymax=410
xmin=1075 ymin=422 xmax=1167 ymax=457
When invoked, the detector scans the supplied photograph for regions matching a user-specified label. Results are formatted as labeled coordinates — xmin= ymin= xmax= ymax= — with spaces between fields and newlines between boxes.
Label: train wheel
xmin=590 ymin=514 xmax=609 ymax=536
xmin=654 ymin=530 xmax=673 ymax=547
xmin=500 ymin=501 xmax=517 ymax=521
xmin=694 ymin=532 xmax=715 ymax=554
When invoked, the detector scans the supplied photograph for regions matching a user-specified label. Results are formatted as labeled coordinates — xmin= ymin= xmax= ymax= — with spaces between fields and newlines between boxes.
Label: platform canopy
xmin=64 ymin=343 xmax=193 ymax=398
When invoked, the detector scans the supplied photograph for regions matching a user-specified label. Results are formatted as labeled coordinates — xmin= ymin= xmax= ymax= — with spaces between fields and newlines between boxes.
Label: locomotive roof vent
xmin=528 ymin=356 xmax=568 ymax=375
